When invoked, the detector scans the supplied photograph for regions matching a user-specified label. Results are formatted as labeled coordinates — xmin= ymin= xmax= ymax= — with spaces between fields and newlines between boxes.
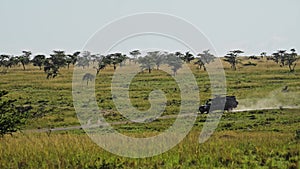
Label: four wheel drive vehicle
xmin=199 ymin=96 xmax=238 ymax=114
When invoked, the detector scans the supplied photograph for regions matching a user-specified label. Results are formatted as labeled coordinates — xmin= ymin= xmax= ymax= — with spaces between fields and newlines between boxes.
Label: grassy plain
xmin=0 ymin=57 xmax=299 ymax=168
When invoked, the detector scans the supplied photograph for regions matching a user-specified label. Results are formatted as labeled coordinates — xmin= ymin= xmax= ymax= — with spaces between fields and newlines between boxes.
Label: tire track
xmin=24 ymin=106 xmax=299 ymax=133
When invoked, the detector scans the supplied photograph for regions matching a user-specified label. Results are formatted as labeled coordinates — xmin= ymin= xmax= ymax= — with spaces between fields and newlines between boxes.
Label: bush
xmin=0 ymin=90 xmax=31 ymax=137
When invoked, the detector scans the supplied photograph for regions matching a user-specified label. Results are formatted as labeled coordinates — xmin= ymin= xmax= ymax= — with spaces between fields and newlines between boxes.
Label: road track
xmin=24 ymin=106 xmax=299 ymax=133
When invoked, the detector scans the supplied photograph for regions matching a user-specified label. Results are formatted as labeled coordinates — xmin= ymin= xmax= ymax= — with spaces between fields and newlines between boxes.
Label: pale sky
xmin=1 ymin=0 xmax=299 ymax=56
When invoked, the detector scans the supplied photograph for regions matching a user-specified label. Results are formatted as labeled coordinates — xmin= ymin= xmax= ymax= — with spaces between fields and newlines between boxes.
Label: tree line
xmin=0 ymin=48 xmax=299 ymax=79
xmin=0 ymin=50 xmax=216 ymax=77
xmin=223 ymin=49 xmax=299 ymax=72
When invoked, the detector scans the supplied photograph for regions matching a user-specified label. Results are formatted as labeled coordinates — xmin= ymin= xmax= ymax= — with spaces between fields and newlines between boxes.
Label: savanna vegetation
xmin=0 ymin=49 xmax=299 ymax=168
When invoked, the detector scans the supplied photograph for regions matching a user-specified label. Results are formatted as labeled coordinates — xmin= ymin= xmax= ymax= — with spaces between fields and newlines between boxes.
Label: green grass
xmin=0 ymin=58 xmax=300 ymax=168
xmin=1 ymin=130 xmax=299 ymax=168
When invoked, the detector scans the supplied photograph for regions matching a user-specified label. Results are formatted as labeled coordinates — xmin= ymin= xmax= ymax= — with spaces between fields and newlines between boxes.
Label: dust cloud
xmin=235 ymin=87 xmax=300 ymax=112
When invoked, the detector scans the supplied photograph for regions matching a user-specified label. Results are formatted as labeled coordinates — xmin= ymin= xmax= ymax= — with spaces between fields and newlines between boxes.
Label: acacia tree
xmin=8 ymin=56 xmax=18 ymax=68
xmin=107 ymin=53 xmax=127 ymax=70
xmin=0 ymin=55 xmax=9 ymax=65
xmin=272 ymin=52 xmax=280 ymax=64
xmin=180 ymin=51 xmax=194 ymax=63
xmin=224 ymin=50 xmax=244 ymax=70
xmin=278 ymin=50 xmax=287 ymax=66
xmin=166 ymin=53 xmax=183 ymax=76
xmin=118 ymin=53 xmax=128 ymax=67
xmin=196 ymin=50 xmax=215 ymax=71
xmin=148 ymin=51 xmax=166 ymax=70
xmin=77 ymin=51 xmax=90 ymax=69
xmin=18 ymin=51 xmax=31 ymax=70
xmin=138 ymin=54 xmax=155 ymax=73
xmin=260 ymin=52 xmax=267 ymax=59
xmin=43 ymin=50 xmax=67 ymax=79
xmin=31 ymin=55 xmax=45 ymax=70
xmin=50 ymin=50 xmax=67 ymax=68
xmin=0 ymin=55 xmax=11 ymax=70
xmin=272 ymin=49 xmax=299 ymax=72
xmin=66 ymin=51 xmax=80 ymax=69
xmin=129 ymin=50 xmax=141 ymax=64
xmin=0 ymin=55 xmax=18 ymax=70
xmin=0 ymin=90 xmax=31 ymax=136
xmin=175 ymin=51 xmax=184 ymax=58
xmin=95 ymin=55 xmax=110 ymax=75
xmin=286 ymin=49 xmax=298 ymax=72
xmin=43 ymin=58 xmax=59 ymax=79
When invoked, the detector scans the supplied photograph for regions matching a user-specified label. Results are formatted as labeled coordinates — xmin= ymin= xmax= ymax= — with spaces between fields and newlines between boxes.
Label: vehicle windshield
xmin=206 ymin=99 xmax=212 ymax=105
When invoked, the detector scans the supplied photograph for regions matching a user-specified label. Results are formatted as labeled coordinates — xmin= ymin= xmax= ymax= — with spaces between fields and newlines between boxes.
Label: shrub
xmin=0 ymin=90 xmax=31 ymax=137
